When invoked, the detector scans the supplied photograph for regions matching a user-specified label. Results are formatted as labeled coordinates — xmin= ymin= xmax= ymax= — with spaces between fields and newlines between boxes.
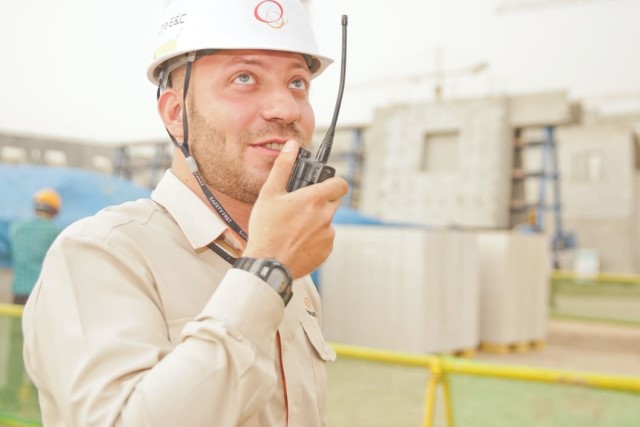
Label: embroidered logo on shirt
xmin=304 ymin=297 xmax=317 ymax=317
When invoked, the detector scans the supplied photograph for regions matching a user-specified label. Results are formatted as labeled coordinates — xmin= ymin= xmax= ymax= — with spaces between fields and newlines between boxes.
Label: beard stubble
xmin=187 ymin=104 xmax=308 ymax=204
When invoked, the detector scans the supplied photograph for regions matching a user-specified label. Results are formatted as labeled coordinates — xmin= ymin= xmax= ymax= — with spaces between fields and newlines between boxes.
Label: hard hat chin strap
xmin=157 ymin=52 xmax=249 ymax=242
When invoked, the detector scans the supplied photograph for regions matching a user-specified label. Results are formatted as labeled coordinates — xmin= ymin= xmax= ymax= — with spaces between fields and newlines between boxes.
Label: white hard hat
xmin=148 ymin=0 xmax=333 ymax=86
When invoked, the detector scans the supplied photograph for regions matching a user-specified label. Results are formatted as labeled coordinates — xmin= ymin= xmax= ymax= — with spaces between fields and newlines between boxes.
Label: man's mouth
xmin=263 ymin=142 xmax=285 ymax=151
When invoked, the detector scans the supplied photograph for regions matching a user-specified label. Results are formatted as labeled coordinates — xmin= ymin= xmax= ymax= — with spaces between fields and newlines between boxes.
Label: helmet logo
xmin=254 ymin=0 xmax=286 ymax=29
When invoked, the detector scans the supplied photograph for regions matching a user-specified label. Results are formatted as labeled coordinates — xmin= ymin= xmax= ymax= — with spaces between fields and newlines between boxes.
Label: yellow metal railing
xmin=3 ymin=302 xmax=640 ymax=427
xmin=329 ymin=343 xmax=451 ymax=426
xmin=0 ymin=304 xmax=23 ymax=318
xmin=331 ymin=342 xmax=640 ymax=427
xmin=551 ymin=269 xmax=640 ymax=285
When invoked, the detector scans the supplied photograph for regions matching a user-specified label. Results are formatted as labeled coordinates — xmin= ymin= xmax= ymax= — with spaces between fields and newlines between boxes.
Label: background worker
xmin=1 ymin=188 xmax=61 ymax=408
xmin=22 ymin=0 xmax=348 ymax=426
xmin=8 ymin=187 xmax=61 ymax=305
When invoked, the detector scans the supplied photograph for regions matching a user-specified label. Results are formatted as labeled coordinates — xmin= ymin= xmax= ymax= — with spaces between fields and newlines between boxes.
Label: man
xmin=22 ymin=0 xmax=348 ymax=426
xmin=2 ymin=187 xmax=61 ymax=408
xmin=9 ymin=187 xmax=61 ymax=305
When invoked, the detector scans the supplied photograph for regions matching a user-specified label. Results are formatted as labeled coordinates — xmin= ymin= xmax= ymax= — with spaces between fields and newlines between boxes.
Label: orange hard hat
xmin=33 ymin=188 xmax=62 ymax=214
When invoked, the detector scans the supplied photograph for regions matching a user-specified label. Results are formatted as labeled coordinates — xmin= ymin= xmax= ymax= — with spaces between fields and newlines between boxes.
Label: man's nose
xmin=261 ymin=87 xmax=301 ymax=124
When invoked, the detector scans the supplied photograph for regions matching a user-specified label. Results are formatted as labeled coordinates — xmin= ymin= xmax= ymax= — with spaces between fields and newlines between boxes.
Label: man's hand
xmin=243 ymin=140 xmax=348 ymax=279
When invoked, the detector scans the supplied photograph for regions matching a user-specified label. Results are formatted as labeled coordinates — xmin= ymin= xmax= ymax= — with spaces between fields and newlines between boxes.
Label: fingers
xmin=322 ymin=176 xmax=349 ymax=202
xmin=245 ymin=140 xmax=349 ymax=277
xmin=295 ymin=176 xmax=349 ymax=203
xmin=261 ymin=139 xmax=348 ymax=200
xmin=261 ymin=139 xmax=299 ymax=195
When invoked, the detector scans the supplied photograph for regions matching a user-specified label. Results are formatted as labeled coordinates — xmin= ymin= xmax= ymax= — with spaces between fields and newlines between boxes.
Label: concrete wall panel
xmin=557 ymin=124 xmax=635 ymax=219
xmin=360 ymin=98 xmax=512 ymax=228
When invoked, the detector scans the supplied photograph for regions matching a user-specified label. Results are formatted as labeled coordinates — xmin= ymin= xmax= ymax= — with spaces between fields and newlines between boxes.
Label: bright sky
xmin=0 ymin=0 xmax=639 ymax=143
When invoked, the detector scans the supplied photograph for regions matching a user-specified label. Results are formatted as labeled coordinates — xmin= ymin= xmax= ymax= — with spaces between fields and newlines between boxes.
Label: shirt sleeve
xmin=23 ymin=228 xmax=285 ymax=427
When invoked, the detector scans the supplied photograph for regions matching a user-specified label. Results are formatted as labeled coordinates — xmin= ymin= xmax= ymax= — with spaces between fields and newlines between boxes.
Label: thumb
xmin=263 ymin=139 xmax=300 ymax=193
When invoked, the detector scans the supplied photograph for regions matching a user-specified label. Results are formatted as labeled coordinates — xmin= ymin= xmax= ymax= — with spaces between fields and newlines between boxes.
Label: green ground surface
xmin=3 ymin=359 xmax=639 ymax=427
xmin=327 ymin=358 xmax=640 ymax=427
xmin=550 ymin=279 xmax=640 ymax=326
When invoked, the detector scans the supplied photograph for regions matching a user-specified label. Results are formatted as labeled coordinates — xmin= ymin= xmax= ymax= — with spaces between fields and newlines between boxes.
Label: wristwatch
xmin=234 ymin=257 xmax=293 ymax=306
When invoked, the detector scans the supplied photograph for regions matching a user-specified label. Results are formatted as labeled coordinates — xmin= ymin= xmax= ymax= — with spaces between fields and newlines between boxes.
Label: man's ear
xmin=157 ymin=88 xmax=184 ymax=142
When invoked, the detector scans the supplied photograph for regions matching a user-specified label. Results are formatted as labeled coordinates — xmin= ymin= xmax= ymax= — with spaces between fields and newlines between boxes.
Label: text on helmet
xmin=159 ymin=13 xmax=187 ymax=33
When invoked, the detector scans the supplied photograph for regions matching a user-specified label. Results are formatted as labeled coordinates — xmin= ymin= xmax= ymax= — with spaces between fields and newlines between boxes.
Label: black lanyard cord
xmin=207 ymin=242 xmax=238 ymax=265
xmin=157 ymin=53 xmax=249 ymax=242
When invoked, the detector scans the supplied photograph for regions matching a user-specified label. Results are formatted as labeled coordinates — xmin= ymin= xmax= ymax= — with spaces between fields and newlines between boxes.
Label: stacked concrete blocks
xmin=320 ymin=226 xmax=550 ymax=356
xmin=476 ymin=231 xmax=551 ymax=353
xmin=319 ymin=225 xmax=479 ymax=355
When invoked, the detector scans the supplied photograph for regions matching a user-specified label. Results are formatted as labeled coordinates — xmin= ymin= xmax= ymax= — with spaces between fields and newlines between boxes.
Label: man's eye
xmin=289 ymin=79 xmax=308 ymax=90
xmin=234 ymin=73 xmax=255 ymax=85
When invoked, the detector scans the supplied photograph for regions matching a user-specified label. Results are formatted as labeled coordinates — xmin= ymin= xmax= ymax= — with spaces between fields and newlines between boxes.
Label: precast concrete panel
xmin=361 ymin=98 xmax=512 ymax=228
xmin=557 ymin=124 xmax=635 ymax=219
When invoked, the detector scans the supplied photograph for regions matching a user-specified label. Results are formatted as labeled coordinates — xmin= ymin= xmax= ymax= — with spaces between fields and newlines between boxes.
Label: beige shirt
xmin=22 ymin=170 xmax=336 ymax=427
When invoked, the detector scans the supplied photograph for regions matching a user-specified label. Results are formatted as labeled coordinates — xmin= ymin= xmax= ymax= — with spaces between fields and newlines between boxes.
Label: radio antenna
xmin=315 ymin=15 xmax=348 ymax=164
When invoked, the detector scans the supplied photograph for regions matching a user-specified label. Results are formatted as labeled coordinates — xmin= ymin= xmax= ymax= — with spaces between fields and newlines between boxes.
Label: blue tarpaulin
xmin=0 ymin=164 xmax=151 ymax=268
xmin=331 ymin=205 xmax=386 ymax=225
xmin=0 ymin=164 xmax=387 ymax=269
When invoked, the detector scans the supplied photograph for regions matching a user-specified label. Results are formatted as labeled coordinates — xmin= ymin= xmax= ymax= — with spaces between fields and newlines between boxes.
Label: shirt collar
xmin=151 ymin=169 xmax=228 ymax=250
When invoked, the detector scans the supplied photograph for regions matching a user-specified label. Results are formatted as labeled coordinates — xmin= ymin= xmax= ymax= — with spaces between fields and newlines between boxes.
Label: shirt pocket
xmin=300 ymin=320 xmax=335 ymax=423
xmin=301 ymin=320 xmax=336 ymax=362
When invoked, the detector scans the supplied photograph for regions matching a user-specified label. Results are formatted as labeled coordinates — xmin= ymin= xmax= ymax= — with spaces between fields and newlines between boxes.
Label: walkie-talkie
xmin=286 ymin=15 xmax=348 ymax=192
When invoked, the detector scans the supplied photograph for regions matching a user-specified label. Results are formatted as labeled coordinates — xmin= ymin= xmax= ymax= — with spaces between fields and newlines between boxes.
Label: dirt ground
xmin=474 ymin=318 xmax=640 ymax=376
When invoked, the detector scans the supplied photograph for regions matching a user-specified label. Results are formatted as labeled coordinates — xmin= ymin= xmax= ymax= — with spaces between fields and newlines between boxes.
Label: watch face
xmin=234 ymin=257 xmax=292 ymax=305
xmin=269 ymin=268 xmax=288 ymax=293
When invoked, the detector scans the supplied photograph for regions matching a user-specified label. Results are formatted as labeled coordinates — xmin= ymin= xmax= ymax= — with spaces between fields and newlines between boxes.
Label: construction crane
xmin=350 ymin=47 xmax=489 ymax=101
xmin=430 ymin=47 xmax=489 ymax=100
